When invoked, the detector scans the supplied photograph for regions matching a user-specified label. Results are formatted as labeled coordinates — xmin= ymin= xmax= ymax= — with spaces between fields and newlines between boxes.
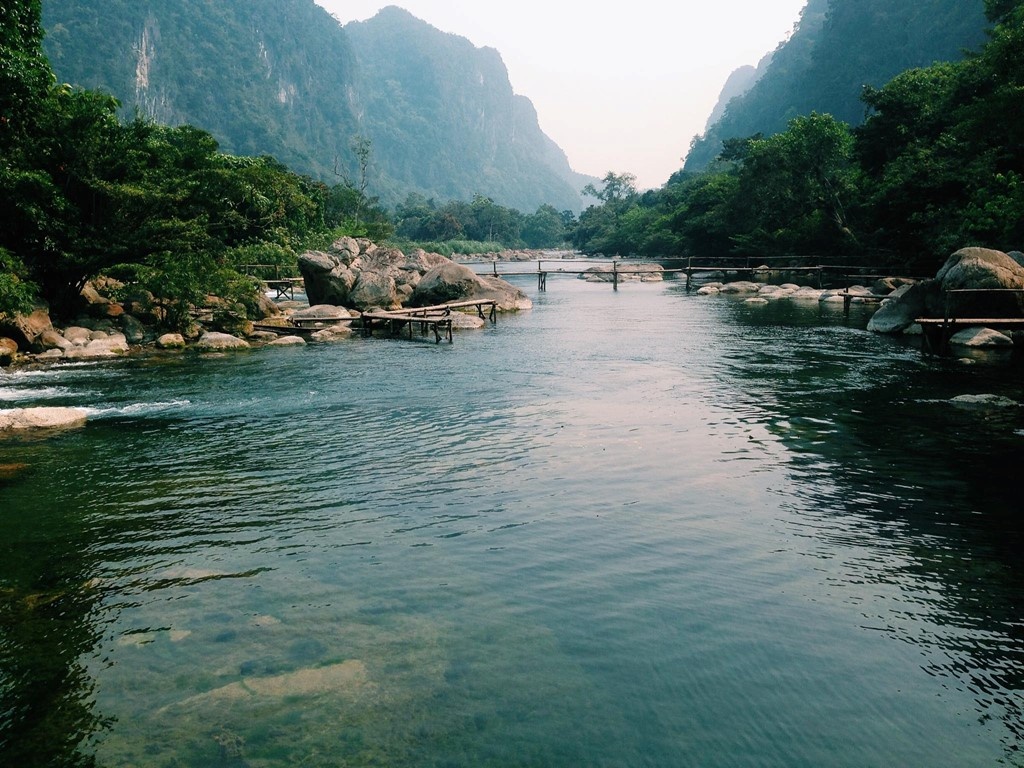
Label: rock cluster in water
xmin=701 ymin=247 xmax=1024 ymax=349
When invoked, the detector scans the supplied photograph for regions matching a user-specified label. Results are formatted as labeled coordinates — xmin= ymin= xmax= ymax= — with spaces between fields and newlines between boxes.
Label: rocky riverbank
xmin=0 ymin=238 xmax=532 ymax=372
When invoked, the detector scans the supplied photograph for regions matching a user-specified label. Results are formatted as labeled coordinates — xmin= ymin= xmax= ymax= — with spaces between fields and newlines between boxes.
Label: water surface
xmin=2 ymin=273 xmax=1023 ymax=767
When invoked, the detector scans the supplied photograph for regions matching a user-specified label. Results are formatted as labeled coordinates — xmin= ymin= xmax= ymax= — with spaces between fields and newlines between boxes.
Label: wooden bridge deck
xmin=362 ymin=299 xmax=497 ymax=344
xmin=915 ymin=289 xmax=1024 ymax=354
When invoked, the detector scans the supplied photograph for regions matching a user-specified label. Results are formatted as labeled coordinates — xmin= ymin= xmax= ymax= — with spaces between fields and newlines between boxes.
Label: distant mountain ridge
xmin=42 ymin=0 xmax=593 ymax=212
xmin=686 ymin=0 xmax=989 ymax=171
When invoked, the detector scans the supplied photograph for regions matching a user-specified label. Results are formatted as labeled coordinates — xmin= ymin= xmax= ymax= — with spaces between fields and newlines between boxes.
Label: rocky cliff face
xmin=686 ymin=0 xmax=988 ymax=171
xmin=42 ymin=0 xmax=590 ymax=212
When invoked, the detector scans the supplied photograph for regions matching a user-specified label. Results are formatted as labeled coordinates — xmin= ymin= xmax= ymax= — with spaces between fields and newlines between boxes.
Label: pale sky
xmin=314 ymin=1 xmax=809 ymax=189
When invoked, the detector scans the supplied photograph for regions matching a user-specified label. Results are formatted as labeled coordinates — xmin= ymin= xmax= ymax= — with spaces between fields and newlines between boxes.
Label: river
xmin=2 ymin=270 xmax=1023 ymax=767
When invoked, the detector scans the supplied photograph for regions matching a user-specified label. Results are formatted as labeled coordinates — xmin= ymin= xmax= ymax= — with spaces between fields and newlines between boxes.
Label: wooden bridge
xmin=482 ymin=256 xmax=919 ymax=293
xmin=240 ymin=264 xmax=305 ymax=300
xmin=362 ymin=299 xmax=498 ymax=344
xmin=916 ymin=288 xmax=1024 ymax=355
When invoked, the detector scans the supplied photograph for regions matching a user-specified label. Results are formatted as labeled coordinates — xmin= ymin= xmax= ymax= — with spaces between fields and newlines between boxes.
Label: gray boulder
xmin=410 ymin=263 xmax=531 ymax=311
xmin=39 ymin=329 xmax=73 ymax=351
xmin=411 ymin=263 xmax=482 ymax=304
xmin=64 ymin=333 xmax=130 ymax=359
xmin=156 ymin=333 xmax=186 ymax=350
xmin=349 ymin=271 xmax=400 ymax=310
xmin=120 ymin=314 xmax=148 ymax=344
xmin=291 ymin=305 xmax=354 ymax=322
xmin=720 ymin=281 xmax=762 ymax=294
xmin=63 ymin=326 xmax=93 ymax=346
xmin=935 ymin=247 xmax=1024 ymax=317
xmin=867 ymin=283 xmax=933 ymax=334
xmin=195 ymin=332 xmax=250 ymax=351
xmin=949 ymin=327 xmax=1014 ymax=347
xmin=268 ymin=335 xmax=307 ymax=346
xmin=298 ymin=250 xmax=357 ymax=306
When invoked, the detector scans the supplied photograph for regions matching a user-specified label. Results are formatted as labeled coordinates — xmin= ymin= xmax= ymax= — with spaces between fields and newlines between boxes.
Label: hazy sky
xmin=314 ymin=1 xmax=809 ymax=189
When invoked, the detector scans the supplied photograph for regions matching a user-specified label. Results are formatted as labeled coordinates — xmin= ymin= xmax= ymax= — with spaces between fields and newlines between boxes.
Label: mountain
xmin=41 ymin=0 xmax=591 ymax=212
xmin=685 ymin=0 xmax=989 ymax=171
xmin=703 ymin=52 xmax=773 ymax=133
xmin=342 ymin=6 xmax=591 ymax=212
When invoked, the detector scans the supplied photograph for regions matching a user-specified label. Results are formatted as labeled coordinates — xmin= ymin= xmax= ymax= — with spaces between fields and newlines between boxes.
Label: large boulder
xmin=349 ymin=271 xmax=400 ymax=310
xmin=867 ymin=282 xmax=938 ymax=334
xmin=949 ymin=327 xmax=1014 ymax=347
xmin=935 ymin=247 xmax=1024 ymax=317
xmin=0 ymin=308 xmax=52 ymax=348
xmin=0 ymin=407 xmax=88 ymax=431
xmin=477 ymin=275 xmax=533 ymax=311
xmin=868 ymin=248 xmax=1024 ymax=335
xmin=410 ymin=262 xmax=482 ymax=304
xmin=410 ymin=263 xmax=532 ymax=311
xmin=298 ymin=250 xmax=357 ymax=306
xmin=120 ymin=314 xmax=149 ymax=344
xmin=299 ymin=242 xmax=467 ymax=310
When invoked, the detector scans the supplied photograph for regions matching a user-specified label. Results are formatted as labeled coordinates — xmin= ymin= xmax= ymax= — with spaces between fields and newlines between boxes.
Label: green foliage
xmin=0 ymin=248 xmax=38 ymax=317
xmin=1 ymin=0 xmax=398 ymax=329
xmin=730 ymin=113 xmax=858 ymax=256
xmin=575 ymin=6 xmax=1024 ymax=273
xmin=42 ymin=0 xmax=589 ymax=213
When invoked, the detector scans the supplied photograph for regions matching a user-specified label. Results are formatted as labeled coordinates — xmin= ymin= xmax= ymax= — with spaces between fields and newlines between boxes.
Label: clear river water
xmin=2 ymin=268 xmax=1024 ymax=767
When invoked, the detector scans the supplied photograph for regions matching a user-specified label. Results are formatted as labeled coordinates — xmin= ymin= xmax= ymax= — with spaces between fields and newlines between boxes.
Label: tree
xmin=730 ymin=113 xmax=858 ymax=255
xmin=521 ymin=205 xmax=565 ymax=248
xmin=582 ymin=172 xmax=638 ymax=205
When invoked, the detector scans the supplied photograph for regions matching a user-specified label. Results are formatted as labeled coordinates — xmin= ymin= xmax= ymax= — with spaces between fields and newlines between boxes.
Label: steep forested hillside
xmin=344 ymin=7 xmax=589 ymax=213
xmin=686 ymin=0 xmax=988 ymax=170
xmin=41 ymin=0 xmax=589 ymax=212
xmin=44 ymin=0 xmax=362 ymax=179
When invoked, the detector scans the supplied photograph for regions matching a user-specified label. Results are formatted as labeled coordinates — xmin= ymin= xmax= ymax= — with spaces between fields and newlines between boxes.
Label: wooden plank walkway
xmin=484 ymin=258 xmax=923 ymax=292
xmin=361 ymin=299 xmax=497 ymax=344
xmin=916 ymin=288 xmax=1024 ymax=354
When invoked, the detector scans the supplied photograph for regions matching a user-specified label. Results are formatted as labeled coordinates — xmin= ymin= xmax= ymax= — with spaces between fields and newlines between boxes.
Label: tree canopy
xmin=573 ymin=3 xmax=1024 ymax=274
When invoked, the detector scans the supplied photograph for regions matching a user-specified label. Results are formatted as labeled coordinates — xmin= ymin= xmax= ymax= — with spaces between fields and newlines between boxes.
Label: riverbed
xmin=2 ymin=273 xmax=1023 ymax=766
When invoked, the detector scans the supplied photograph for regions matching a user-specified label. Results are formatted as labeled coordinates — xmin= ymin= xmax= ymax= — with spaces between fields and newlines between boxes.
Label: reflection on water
xmin=2 ymin=274 xmax=1024 ymax=766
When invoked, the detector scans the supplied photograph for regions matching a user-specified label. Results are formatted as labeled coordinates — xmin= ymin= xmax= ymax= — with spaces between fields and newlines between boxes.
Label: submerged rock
xmin=0 ymin=407 xmax=89 ymax=431
xmin=951 ymin=394 xmax=1019 ymax=409
xmin=163 ymin=660 xmax=371 ymax=711
xmin=949 ymin=327 xmax=1014 ymax=347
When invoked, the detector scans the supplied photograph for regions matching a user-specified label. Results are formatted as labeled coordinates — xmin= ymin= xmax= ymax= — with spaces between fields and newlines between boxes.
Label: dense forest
xmin=573 ymin=0 xmax=1024 ymax=275
xmin=0 ymin=0 xmax=578 ymax=330
xmin=40 ymin=0 xmax=592 ymax=213
xmin=0 ymin=0 xmax=398 ymax=327
xmin=4 ymin=0 xmax=1024 ymax=332
xmin=686 ymin=0 xmax=988 ymax=171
